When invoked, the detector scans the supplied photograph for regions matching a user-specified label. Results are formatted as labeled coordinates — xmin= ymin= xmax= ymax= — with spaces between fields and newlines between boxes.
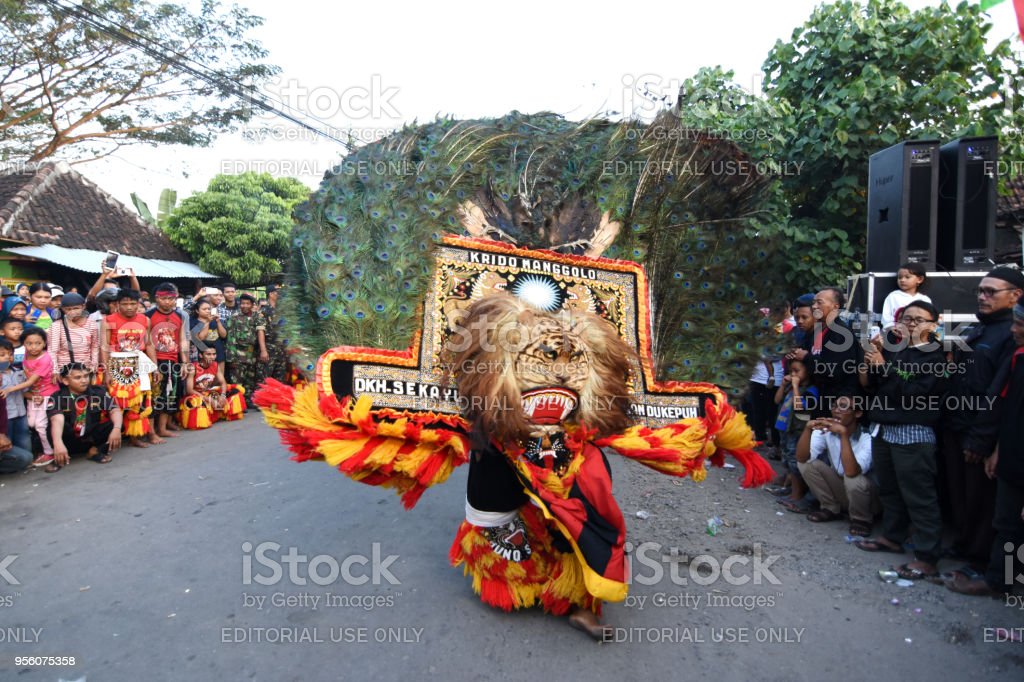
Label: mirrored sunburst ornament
xmin=511 ymin=275 xmax=563 ymax=311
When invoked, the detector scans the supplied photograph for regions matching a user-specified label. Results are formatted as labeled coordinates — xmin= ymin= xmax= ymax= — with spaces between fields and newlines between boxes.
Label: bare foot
xmin=87 ymin=446 xmax=100 ymax=457
xmin=130 ymin=438 xmax=150 ymax=448
xmin=148 ymin=434 xmax=166 ymax=445
xmin=166 ymin=422 xmax=180 ymax=431
xmin=568 ymin=607 xmax=610 ymax=642
xmin=155 ymin=430 xmax=178 ymax=438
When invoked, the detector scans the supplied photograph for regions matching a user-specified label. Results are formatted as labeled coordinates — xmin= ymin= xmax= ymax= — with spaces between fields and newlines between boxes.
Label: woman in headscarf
xmin=2 ymin=297 xmax=27 ymax=321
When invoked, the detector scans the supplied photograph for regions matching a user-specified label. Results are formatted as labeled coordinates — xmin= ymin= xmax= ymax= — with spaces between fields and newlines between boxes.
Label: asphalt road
xmin=1 ymin=416 xmax=1022 ymax=681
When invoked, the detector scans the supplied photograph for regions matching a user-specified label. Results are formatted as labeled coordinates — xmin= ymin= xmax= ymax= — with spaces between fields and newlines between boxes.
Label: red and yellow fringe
xmin=253 ymin=379 xmax=470 ymax=509
xmin=177 ymin=385 xmax=246 ymax=430
xmin=447 ymin=504 xmax=597 ymax=615
xmin=595 ymin=388 xmax=773 ymax=488
xmin=108 ymin=383 xmax=152 ymax=438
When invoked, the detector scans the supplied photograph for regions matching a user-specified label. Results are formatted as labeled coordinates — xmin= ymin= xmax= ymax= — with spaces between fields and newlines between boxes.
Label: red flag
xmin=1015 ymin=0 xmax=1024 ymax=42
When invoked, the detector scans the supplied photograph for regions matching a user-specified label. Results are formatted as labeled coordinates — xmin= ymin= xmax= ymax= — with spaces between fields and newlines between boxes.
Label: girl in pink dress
xmin=19 ymin=328 xmax=59 ymax=465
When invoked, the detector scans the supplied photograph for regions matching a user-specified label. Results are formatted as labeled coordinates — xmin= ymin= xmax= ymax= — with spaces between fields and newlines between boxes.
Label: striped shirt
xmin=880 ymin=423 xmax=935 ymax=446
xmin=47 ymin=318 xmax=100 ymax=371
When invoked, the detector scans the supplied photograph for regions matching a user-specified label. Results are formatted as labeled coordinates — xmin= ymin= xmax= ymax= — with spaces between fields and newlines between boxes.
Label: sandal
xmin=855 ymin=539 xmax=904 ymax=554
xmin=44 ymin=462 xmax=62 ymax=473
xmin=895 ymin=563 xmax=938 ymax=580
xmin=88 ymin=453 xmax=112 ymax=464
xmin=944 ymin=573 xmax=999 ymax=597
xmin=780 ymin=498 xmax=815 ymax=514
xmin=848 ymin=522 xmax=872 ymax=537
xmin=806 ymin=509 xmax=841 ymax=523
xmin=764 ymin=484 xmax=792 ymax=497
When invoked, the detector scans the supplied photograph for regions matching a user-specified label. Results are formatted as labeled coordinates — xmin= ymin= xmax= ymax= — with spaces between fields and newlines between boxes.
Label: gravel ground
xmin=0 ymin=419 xmax=1021 ymax=681
xmin=611 ymin=449 xmax=1024 ymax=674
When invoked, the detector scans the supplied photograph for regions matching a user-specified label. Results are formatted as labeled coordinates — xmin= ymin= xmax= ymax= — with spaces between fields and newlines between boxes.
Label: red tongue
xmin=530 ymin=397 xmax=564 ymax=424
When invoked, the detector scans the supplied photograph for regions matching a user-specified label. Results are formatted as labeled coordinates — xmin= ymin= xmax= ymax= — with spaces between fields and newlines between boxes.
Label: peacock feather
xmin=284 ymin=111 xmax=784 ymax=395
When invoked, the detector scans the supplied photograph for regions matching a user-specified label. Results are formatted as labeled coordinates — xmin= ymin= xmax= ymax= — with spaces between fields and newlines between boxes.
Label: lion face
xmin=448 ymin=292 xmax=634 ymax=443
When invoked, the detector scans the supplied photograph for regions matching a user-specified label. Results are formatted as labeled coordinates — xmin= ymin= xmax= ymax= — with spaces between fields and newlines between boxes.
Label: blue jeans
xmin=0 ymin=444 xmax=32 ymax=473
xmin=6 ymin=415 xmax=30 ymax=453
xmin=781 ymin=430 xmax=800 ymax=475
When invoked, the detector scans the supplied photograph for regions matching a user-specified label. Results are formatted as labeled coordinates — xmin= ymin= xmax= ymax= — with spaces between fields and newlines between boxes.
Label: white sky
xmin=74 ymin=0 xmax=1023 ymax=208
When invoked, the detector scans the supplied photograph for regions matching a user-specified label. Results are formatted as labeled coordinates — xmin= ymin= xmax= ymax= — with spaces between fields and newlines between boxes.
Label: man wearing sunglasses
xmin=942 ymin=266 xmax=1022 ymax=570
xmin=855 ymin=301 xmax=947 ymax=580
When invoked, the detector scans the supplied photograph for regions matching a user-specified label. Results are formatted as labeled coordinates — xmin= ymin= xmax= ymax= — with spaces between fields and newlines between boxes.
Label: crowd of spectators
xmin=0 ymin=264 xmax=292 ymax=476
xmin=743 ymin=264 xmax=1024 ymax=597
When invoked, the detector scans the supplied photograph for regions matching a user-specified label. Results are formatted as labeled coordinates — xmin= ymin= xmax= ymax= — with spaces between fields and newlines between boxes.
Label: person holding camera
xmin=854 ymin=301 xmax=947 ymax=580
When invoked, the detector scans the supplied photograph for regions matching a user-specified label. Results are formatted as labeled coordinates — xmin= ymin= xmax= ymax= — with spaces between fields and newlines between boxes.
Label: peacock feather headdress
xmin=283 ymin=111 xmax=784 ymax=396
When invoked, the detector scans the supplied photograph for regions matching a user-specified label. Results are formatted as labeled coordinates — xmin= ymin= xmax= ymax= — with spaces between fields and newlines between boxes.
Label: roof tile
xmin=0 ymin=161 xmax=189 ymax=261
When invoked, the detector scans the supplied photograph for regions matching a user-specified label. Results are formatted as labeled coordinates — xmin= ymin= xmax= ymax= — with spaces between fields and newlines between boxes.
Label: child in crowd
xmin=178 ymin=346 xmax=245 ymax=429
xmin=2 ymin=297 xmax=27 ymax=322
xmin=0 ymin=338 xmax=30 ymax=453
xmin=100 ymin=289 xmax=158 ymax=447
xmin=145 ymin=282 xmax=188 ymax=440
xmin=18 ymin=328 xmax=58 ymax=466
xmin=881 ymin=262 xmax=931 ymax=330
xmin=24 ymin=282 xmax=57 ymax=331
xmin=1 ymin=317 xmax=25 ymax=368
xmin=772 ymin=357 xmax=820 ymax=513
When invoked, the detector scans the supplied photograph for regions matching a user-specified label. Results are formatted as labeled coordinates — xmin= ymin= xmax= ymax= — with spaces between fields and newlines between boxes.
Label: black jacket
xmin=803 ymin=317 xmax=861 ymax=412
xmin=944 ymin=308 xmax=1015 ymax=455
xmin=995 ymin=347 xmax=1024 ymax=484
xmin=863 ymin=332 xmax=948 ymax=426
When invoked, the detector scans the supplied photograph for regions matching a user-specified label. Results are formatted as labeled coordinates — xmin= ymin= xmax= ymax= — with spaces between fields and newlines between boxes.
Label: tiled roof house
xmin=0 ymin=161 xmax=211 ymax=281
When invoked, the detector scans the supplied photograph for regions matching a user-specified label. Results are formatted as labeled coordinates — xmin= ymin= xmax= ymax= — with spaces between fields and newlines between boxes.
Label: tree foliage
xmin=0 ymin=0 xmax=278 ymax=162
xmin=131 ymin=188 xmax=177 ymax=229
xmin=164 ymin=173 xmax=309 ymax=286
xmin=762 ymin=0 xmax=1024 ymax=284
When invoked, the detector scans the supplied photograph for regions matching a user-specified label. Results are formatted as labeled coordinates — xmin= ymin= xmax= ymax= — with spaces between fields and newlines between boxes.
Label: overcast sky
xmin=73 ymin=0 xmax=1023 ymax=208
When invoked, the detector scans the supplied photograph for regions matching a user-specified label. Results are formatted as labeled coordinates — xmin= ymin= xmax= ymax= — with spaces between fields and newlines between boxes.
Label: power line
xmin=38 ymin=0 xmax=357 ymax=151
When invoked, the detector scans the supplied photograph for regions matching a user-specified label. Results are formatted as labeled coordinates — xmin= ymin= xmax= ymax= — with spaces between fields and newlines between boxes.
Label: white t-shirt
xmin=749 ymin=359 xmax=775 ymax=386
xmin=881 ymin=290 xmax=931 ymax=329
xmin=810 ymin=428 xmax=872 ymax=476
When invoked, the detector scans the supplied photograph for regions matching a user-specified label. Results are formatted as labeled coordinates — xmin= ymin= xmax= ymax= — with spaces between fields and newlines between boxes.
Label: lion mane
xmin=447 ymin=292 xmax=635 ymax=444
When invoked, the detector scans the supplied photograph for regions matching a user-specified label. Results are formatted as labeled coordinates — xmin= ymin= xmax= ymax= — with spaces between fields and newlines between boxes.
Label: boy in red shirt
xmin=145 ymin=283 xmax=189 ymax=439
xmin=100 ymin=289 xmax=158 ymax=446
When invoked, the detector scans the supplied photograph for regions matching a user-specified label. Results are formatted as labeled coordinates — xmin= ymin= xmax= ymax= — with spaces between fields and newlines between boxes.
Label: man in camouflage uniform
xmin=226 ymin=293 xmax=267 ymax=409
xmin=259 ymin=285 xmax=289 ymax=384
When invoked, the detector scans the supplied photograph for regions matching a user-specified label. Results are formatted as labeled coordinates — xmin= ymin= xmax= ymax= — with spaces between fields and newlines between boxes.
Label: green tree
xmin=131 ymin=188 xmax=177 ymax=229
xmin=0 ymin=0 xmax=278 ymax=162
xmin=164 ymin=173 xmax=309 ymax=286
xmin=762 ymin=0 xmax=1024 ymax=283
xmin=669 ymin=66 xmax=853 ymax=291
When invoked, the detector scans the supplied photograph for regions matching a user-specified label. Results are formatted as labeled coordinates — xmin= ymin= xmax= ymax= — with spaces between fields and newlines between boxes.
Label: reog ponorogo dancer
xmin=255 ymin=112 xmax=778 ymax=638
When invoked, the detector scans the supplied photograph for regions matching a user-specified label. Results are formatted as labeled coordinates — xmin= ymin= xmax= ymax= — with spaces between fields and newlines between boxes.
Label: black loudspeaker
xmin=866 ymin=140 xmax=940 ymax=273
xmin=937 ymin=136 xmax=998 ymax=271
